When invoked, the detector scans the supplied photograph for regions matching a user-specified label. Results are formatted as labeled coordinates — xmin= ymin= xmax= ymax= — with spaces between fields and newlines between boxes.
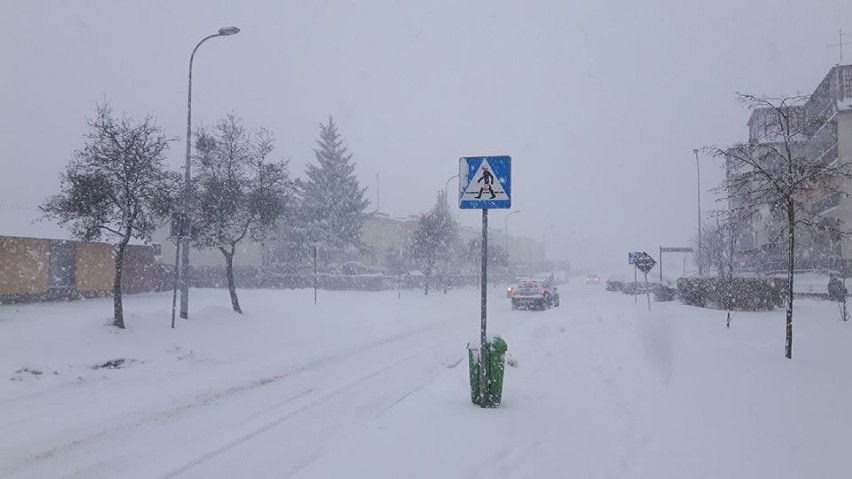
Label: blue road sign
xmin=458 ymin=156 xmax=512 ymax=209
xmin=628 ymin=251 xmax=642 ymax=264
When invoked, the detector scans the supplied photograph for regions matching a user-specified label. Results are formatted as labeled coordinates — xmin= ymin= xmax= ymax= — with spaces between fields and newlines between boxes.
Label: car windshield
xmin=517 ymin=281 xmax=543 ymax=291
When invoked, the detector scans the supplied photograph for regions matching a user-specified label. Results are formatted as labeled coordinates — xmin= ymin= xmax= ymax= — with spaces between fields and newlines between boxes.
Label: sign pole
xmin=313 ymin=245 xmax=318 ymax=304
xmin=170 ymin=240 xmax=181 ymax=329
xmin=660 ymin=246 xmax=663 ymax=282
xmin=634 ymin=265 xmax=638 ymax=303
xmin=645 ymin=271 xmax=651 ymax=311
xmin=479 ymin=208 xmax=489 ymax=407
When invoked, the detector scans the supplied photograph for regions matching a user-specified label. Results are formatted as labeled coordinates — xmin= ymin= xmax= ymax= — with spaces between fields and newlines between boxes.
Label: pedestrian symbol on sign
xmin=475 ymin=165 xmax=497 ymax=199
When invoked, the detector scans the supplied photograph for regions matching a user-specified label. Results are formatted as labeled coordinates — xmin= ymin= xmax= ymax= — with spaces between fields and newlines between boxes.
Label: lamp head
xmin=218 ymin=26 xmax=241 ymax=36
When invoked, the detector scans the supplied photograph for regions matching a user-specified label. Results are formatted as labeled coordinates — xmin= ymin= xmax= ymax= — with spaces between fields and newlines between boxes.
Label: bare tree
xmin=700 ymin=213 xmax=742 ymax=328
xmin=699 ymin=212 xmax=740 ymax=281
xmin=699 ymin=219 xmax=725 ymax=277
xmin=41 ymin=103 xmax=178 ymax=328
xmin=410 ymin=191 xmax=460 ymax=295
xmin=191 ymin=113 xmax=293 ymax=313
xmin=710 ymin=93 xmax=852 ymax=358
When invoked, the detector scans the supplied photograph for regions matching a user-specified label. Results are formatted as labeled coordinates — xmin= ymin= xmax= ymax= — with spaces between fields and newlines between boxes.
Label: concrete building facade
xmin=730 ymin=64 xmax=852 ymax=272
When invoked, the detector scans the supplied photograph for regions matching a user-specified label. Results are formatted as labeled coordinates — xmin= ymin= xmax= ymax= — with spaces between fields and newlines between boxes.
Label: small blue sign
xmin=458 ymin=156 xmax=512 ymax=209
xmin=628 ymin=251 xmax=643 ymax=264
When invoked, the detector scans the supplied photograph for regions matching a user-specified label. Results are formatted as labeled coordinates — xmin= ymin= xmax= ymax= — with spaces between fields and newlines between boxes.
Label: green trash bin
xmin=467 ymin=336 xmax=508 ymax=408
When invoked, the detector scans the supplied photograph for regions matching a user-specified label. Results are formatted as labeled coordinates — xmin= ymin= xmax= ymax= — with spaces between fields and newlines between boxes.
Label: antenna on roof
xmin=828 ymin=28 xmax=852 ymax=65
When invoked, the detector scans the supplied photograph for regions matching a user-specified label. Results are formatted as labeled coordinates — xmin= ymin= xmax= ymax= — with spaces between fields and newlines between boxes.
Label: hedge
xmin=676 ymin=276 xmax=786 ymax=311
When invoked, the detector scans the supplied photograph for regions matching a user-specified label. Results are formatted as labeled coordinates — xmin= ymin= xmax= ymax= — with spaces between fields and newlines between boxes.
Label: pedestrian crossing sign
xmin=458 ymin=156 xmax=512 ymax=209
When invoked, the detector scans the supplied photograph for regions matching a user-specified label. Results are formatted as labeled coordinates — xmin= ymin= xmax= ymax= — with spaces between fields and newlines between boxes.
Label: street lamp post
xmin=178 ymin=26 xmax=240 ymax=320
xmin=504 ymin=211 xmax=521 ymax=282
xmin=542 ymin=224 xmax=554 ymax=265
xmin=504 ymin=210 xmax=521 ymax=258
xmin=694 ymin=148 xmax=703 ymax=276
xmin=444 ymin=174 xmax=459 ymax=209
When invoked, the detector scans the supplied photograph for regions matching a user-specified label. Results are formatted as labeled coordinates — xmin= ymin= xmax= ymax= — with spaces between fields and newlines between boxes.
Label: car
xmin=585 ymin=274 xmax=600 ymax=285
xmin=510 ymin=279 xmax=560 ymax=310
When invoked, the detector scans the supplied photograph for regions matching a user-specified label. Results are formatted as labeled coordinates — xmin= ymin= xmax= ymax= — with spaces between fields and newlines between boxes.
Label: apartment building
xmin=730 ymin=64 xmax=852 ymax=272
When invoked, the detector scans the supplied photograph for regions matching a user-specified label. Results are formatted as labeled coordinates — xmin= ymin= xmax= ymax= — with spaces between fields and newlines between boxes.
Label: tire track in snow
xmin=2 ymin=320 xmax=454 ymax=478
xmin=157 ymin=348 xmax=430 ymax=479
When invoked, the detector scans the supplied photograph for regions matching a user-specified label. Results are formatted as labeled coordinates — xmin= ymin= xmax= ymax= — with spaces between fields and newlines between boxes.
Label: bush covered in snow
xmin=653 ymin=284 xmax=677 ymax=302
xmin=677 ymin=276 xmax=786 ymax=311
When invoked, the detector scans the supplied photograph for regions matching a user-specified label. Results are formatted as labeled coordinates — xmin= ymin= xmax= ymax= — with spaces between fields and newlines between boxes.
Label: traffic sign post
xmin=459 ymin=156 xmax=511 ymax=407
xmin=632 ymin=252 xmax=657 ymax=311
xmin=628 ymin=251 xmax=642 ymax=303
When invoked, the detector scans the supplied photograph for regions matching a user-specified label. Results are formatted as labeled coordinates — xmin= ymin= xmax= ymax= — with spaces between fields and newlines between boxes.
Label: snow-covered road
xmin=2 ymin=281 xmax=851 ymax=478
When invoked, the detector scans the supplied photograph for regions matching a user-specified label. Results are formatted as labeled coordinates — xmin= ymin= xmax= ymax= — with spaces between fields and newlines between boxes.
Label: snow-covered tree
xmin=299 ymin=117 xmax=370 ymax=259
xmin=191 ymin=113 xmax=293 ymax=313
xmin=711 ymin=93 xmax=852 ymax=358
xmin=698 ymin=215 xmax=738 ymax=280
xmin=41 ymin=103 xmax=179 ymax=328
xmin=410 ymin=191 xmax=460 ymax=294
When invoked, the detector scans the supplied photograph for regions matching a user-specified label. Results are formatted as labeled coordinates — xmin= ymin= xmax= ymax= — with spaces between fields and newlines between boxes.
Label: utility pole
xmin=694 ymin=148 xmax=703 ymax=276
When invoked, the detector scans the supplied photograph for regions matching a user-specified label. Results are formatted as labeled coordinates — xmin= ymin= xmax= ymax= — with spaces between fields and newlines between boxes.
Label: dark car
xmin=510 ymin=279 xmax=560 ymax=310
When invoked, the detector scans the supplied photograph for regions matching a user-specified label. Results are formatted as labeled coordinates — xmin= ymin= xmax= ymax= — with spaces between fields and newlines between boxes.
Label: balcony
xmin=812 ymin=191 xmax=842 ymax=215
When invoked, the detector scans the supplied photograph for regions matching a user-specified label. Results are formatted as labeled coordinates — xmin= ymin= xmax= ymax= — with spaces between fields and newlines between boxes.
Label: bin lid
xmin=466 ymin=336 xmax=508 ymax=353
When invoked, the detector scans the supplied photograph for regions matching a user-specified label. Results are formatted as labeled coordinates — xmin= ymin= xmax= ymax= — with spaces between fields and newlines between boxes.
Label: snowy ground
xmin=2 ymin=280 xmax=852 ymax=478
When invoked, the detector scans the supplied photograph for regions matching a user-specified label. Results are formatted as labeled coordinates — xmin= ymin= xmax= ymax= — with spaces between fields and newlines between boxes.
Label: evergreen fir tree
xmin=300 ymin=117 xmax=370 ymax=258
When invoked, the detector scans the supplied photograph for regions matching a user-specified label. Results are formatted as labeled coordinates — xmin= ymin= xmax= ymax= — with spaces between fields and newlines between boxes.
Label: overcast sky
xmin=2 ymin=0 xmax=851 ymax=274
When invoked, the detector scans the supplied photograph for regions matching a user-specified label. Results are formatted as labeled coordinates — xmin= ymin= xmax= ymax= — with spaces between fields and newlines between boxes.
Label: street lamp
xmin=178 ymin=26 xmax=240 ymax=320
xmin=504 ymin=210 xmax=521 ymax=257
xmin=504 ymin=210 xmax=521 ymax=283
xmin=445 ymin=174 xmax=459 ymax=209
xmin=542 ymin=224 xmax=554 ymax=263
xmin=694 ymin=148 xmax=703 ymax=276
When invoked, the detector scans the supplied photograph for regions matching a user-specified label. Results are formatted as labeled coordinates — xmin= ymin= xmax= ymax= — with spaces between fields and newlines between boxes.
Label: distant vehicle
xmin=510 ymin=279 xmax=560 ymax=310
xmin=585 ymin=274 xmax=600 ymax=285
